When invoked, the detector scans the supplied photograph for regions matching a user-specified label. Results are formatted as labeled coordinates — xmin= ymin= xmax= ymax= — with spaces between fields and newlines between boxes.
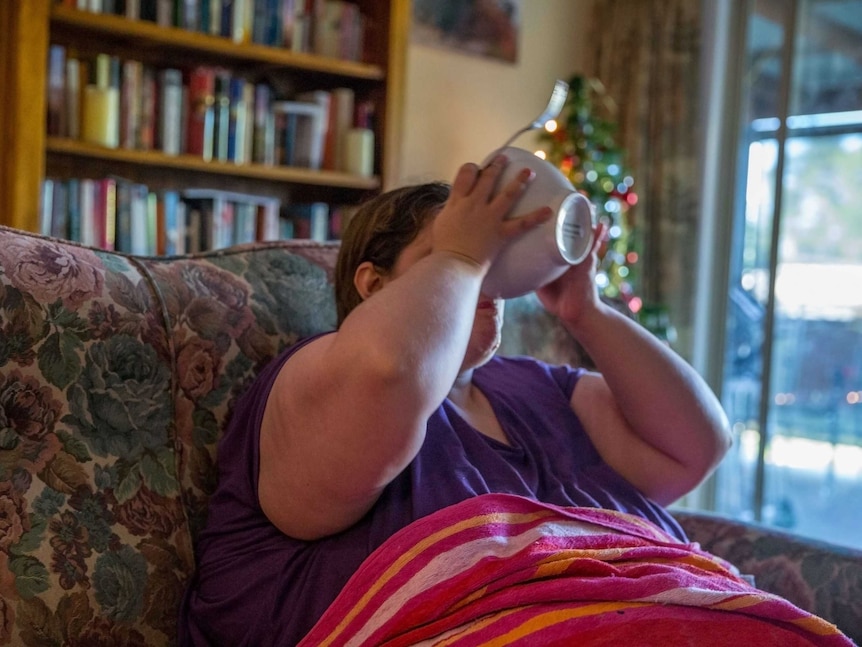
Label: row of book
xmin=58 ymin=0 xmax=366 ymax=59
xmin=47 ymin=47 xmax=370 ymax=171
xmin=40 ymin=177 xmax=349 ymax=255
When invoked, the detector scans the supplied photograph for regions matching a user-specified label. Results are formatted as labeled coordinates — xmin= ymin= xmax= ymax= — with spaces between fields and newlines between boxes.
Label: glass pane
xmin=714 ymin=0 xmax=789 ymax=523
xmin=763 ymin=139 xmax=862 ymax=543
xmin=715 ymin=0 xmax=862 ymax=548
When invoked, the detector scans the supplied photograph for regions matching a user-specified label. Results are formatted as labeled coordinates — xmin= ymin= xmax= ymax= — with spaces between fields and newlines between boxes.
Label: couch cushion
xmin=0 ymin=226 xmax=338 ymax=646
xmin=138 ymin=241 xmax=338 ymax=540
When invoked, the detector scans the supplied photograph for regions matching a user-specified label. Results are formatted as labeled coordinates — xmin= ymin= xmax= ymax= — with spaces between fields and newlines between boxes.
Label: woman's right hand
xmin=431 ymin=155 xmax=553 ymax=272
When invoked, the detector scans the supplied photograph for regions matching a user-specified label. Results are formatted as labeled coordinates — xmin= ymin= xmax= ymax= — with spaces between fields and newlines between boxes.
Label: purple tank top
xmin=179 ymin=334 xmax=686 ymax=646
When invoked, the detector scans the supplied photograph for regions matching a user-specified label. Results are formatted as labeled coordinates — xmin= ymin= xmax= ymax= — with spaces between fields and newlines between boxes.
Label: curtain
xmin=587 ymin=0 xmax=702 ymax=357
xmin=499 ymin=0 xmax=703 ymax=365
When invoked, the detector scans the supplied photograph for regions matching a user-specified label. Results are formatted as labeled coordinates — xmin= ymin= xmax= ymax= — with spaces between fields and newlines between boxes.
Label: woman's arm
xmin=538 ymin=227 xmax=732 ymax=505
xmin=259 ymin=158 xmax=552 ymax=540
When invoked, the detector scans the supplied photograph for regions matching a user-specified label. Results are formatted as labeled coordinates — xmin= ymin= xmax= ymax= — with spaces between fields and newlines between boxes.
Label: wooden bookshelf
xmin=0 ymin=0 xmax=408 ymax=239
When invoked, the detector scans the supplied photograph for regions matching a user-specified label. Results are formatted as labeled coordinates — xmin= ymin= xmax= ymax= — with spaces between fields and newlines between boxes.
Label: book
xmin=79 ymin=179 xmax=96 ymax=247
xmin=115 ymin=180 xmax=133 ymax=252
xmin=66 ymin=179 xmax=82 ymax=242
xmin=155 ymin=0 xmax=172 ymax=25
xmin=231 ymin=0 xmax=251 ymax=43
xmin=330 ymin=87 xmax=354 ymax=171
xmin=180 ymin=0 xmax=200 ymax=30
xmin=120 ymin=59 xmax=143 ymax=149
xmin=182 ymin=188 xmax=281 ymax=249
xmin=212 ymin=70 xmax=232 ymax=162
xmin=287 ymin=202 xmax=329 ymax=241
xmin=65 ymin=54 xmax=82 ymax=140
xmin=272 ymin=100 xmax=326 ymax=169
xmin=297 ymin=89 xmax=332 ymax=168
xmin=233 ymin=201 xmax=257 ymax=244
xmin=129 ymin=183 xmax=150 ymax=254
xmin=50 ymin=181 xmax=69 ymax=240
xmin=252 ymin=82 xmax=275 ymax=165
xmin=186 ymin=66 xmax=216 ymax=161
xmin=314 ymin=0 xmax=341 ymax=58
xmin=96 ymin=177 xmax=118 ymax=250
xmin=338 ymin=0 xmax=363 ymax=61
xmin=139 ymin=65 xmax=157 ymax=150
xmin=207 ymin=0 xmax=222 ymax=35
xmin=159 ymin=68 xmax=184 ymax=155
xmin=47 ymin=45 xmax=67 ymax=137
xmin=40 ymin=179 xmax=54 ymax=237
xmin=257 ymin=199 xmax=280 ymax=241
xmin=227 ymin=76 xmax=248 ymax=163
xmin=162 ymin=190 xmax=185 ymax=255
xmin=280 ymin=0 xmax=297 ymax=48
xmin=146 ymin=190 xmax=158 ymax=254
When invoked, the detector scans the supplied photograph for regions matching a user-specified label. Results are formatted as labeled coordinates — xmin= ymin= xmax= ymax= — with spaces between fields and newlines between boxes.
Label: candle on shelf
xmin=82 ymin=54 xmax=119 ymax=148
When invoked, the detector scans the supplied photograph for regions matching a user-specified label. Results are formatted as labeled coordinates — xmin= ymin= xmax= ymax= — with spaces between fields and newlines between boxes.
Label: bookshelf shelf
xmin=0 ymin=0 xmax=408 ymax=247
xmin=50 ymin=6 xmax=386 ymax=83
xmin=46 ymin=137 xmax=381 ymax=191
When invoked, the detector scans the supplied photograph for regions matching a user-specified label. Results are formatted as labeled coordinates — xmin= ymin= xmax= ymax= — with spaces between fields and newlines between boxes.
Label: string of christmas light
xmin=537 ymin=75 xmax=642 ymax=315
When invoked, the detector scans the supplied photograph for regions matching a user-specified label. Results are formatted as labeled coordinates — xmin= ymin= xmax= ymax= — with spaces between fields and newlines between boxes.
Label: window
xmin=696 ymin=0 xmax=862 ymax=548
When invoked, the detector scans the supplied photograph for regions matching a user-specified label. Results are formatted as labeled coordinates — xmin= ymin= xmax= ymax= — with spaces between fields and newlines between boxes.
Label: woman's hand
xmin=432 ymin=156 xmax=554 ymax=272
xmin=536 ymin=222 xmax=607 ymax=326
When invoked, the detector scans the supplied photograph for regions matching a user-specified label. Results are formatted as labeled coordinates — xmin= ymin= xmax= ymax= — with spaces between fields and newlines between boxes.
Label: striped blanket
xmin=299 ymin=494 xmax=854 ymax=646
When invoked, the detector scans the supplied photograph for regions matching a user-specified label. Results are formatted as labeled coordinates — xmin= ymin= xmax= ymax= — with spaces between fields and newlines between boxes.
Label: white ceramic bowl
xmin=481 ymin=146 xmax=594 ymax=299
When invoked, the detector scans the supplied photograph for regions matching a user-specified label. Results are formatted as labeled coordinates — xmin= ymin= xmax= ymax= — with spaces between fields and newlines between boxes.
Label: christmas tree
xmin=538 ymin=75 xmax=642 ymax=315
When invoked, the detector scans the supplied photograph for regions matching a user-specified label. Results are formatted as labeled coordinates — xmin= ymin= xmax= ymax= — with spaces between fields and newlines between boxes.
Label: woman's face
xmin=386 ymin=223 xmax=505 ymax=371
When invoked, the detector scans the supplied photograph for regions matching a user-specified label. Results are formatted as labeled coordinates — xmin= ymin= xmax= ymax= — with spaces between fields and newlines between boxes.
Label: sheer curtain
xmin=500 ymin=0 xmax=704 ymax=369
xmin=587 ymin=0 xmax=703 ymax=358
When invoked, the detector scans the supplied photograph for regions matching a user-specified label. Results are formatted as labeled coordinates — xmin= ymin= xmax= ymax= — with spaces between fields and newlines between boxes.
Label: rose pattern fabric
xmin=1 ymin=225 xmax=861 ymax=646
xmin=0 ymin=230 xmax=338 ymax=646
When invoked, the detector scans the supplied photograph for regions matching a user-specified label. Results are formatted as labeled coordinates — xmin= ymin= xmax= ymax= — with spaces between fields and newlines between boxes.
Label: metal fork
xmin=500 ymin=79 xmax=569 ymax=148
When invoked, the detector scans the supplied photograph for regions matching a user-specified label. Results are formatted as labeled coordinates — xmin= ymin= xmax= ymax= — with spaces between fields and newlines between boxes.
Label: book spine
xmin=139 ymin=66 xmax=157 ymax=150
xmin=331 ymin=86 xmax=354 ymax=171
xmin=125 ymin=0 xmax=140 ymax=19
xmin=47 ymin=45 xmax=67 ymax=137
xmin=67 ymin=179 xmax=82 ymax=242
xmin=155 ymin=0 xmax=172 ymax=25
xmin=162 ymin=190 xmax=181 ymax=255
xmin=212 ymin=71 xmax=232 ymax=161
xmin=147 ymin=190 xmax=159 ymax=254
xmin=159 ymin=68 xmax=184 ymax=155
xmin=115 ymin=180 xmax=133 ymax=252
xmin=227 ymin=76 xmax=247 ymax=163
xmin=79 ymin=179 xmax=96 ymax=247
xmin=65 ymin=55 xmax=82 ymax=140
xmin=252 ymin=83 xmax=274 ymax=165
xmin=186 ymin=66 xmax=216 ymax=161
xmin=100 ymin=177 xmax=118 ymax=250
xmin=50 ymin=181 xmax=69 ymax=240
xmin=208 ymin=0 xmax=222 ymax=35
xmin=40 ymin=179 xmax=54 ymax=237
xmin=120 ymin=60 xmax=143 ymax=149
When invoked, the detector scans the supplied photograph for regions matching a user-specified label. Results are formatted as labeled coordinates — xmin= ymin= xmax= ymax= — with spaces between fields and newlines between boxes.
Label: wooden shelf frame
xmin=49 ymin=5 xmax=386 ymax=82
xmin=0 ymin=0 xmax=408 ymax=235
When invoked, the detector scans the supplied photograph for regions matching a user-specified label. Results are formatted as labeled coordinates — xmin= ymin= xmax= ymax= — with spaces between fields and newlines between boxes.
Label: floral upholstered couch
xmin=1 ymin=223 xmax=861 ymax=645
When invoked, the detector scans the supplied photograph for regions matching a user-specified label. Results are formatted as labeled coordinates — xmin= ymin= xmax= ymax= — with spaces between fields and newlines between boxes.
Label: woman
xmin=179 ymin=155 xmax=732 ymax=646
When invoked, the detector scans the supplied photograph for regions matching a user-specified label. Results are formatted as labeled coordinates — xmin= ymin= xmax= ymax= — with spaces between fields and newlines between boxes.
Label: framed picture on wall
xmin=411 ymin=0 xmax=521 ymax=64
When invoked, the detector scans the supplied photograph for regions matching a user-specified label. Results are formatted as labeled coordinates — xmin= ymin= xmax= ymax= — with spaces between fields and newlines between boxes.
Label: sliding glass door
xmin=700 ymin=0 xmax=862 ymax=548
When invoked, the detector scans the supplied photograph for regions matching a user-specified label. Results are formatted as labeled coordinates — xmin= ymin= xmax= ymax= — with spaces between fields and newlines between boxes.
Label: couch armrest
xmin=673 ymin=510 xmax=862 ymax=643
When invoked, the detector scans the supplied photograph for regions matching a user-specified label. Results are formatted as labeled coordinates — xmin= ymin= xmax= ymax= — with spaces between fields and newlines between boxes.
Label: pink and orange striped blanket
xmin=300 ymin=494 xmax=854 ymax=646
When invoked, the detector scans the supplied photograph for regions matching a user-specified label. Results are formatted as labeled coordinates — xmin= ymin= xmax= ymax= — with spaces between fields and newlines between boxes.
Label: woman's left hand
xmin=536 ymin=222 xmax=607 ymax=325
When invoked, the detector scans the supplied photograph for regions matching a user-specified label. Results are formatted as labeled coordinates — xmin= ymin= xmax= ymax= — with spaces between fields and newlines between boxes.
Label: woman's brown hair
xmin=334 ymin=182 xmax=450 ymax=325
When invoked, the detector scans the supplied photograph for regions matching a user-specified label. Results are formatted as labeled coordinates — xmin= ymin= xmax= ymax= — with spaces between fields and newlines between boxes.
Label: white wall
xmin=396 ymin=0 xmax=595 ymax=187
